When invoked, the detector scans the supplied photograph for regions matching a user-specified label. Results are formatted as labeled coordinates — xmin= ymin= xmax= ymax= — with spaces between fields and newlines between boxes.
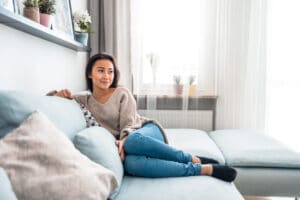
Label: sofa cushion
xmin=0 ymin=90 xmax=86 ymax=141
xmin=115 ymin=176 xmax=244 ymax=200
xmin=0 ymin=111 xmax=118 ymax=200
xmin=0 ymin=168 xmax=18 ymax=200
xmin=210 ymin=129 xmax=300 ymax=168
xmin=74 ymin=126 xmax=124 ymax=199
xmin=165 ymin=129 xmax=225 ymax=164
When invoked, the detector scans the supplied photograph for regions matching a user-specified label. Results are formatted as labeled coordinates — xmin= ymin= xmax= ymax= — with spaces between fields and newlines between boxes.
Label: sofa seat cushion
xmin=0 ymin=90 xmax=86 ymax=141
xmin=115 ymin=176 xmax=244 ymax=200
xmin=165 ymin=129 xmax=225 ymax=164
xmin=210 ymin=129 xmax=300 ymax=168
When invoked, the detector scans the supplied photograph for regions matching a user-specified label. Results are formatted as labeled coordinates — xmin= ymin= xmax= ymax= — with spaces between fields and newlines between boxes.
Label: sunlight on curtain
xmin=215 ymin=0 xmax=266 ymax=130
xmin=266 ymin=0 xmax=300 ymax=152
xmin=131 ymin=0 xmax=217 ymax=96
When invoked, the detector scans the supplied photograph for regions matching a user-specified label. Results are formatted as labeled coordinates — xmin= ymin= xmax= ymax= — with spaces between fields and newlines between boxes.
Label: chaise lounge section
xmin=210 ymin=129 xmax=300 ymax=198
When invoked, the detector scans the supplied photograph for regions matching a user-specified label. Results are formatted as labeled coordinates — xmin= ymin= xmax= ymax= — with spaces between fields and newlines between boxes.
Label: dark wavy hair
xmin=85 ymin=53 xmax=120 ymax=92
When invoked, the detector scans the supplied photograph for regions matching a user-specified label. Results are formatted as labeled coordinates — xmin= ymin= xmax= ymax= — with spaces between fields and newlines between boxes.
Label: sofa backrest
xmin=0 ymin=90 xmax=86 ymax=141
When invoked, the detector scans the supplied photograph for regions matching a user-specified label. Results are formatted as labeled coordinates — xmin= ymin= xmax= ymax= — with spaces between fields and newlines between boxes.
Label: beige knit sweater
xmin=73 ymin=87 xmax=168 ymax=142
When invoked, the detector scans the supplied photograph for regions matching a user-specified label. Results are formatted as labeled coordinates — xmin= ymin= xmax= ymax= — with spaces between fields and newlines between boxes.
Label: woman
xmin=52 ymin=53 xmax=236 ymax=181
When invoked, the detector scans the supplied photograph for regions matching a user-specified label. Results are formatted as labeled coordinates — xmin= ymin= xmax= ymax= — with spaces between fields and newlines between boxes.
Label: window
xmin=131 ymin=0 xmax=217 ymax=95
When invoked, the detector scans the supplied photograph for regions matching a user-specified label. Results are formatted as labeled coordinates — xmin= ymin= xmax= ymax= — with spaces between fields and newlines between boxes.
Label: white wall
xmin=266 ymin=0 xmax=300 ymax=152
xmin=71 ymin=0 xmax=87 ymax=13
xmin=0 ymin=0 xmax=88 ymax=95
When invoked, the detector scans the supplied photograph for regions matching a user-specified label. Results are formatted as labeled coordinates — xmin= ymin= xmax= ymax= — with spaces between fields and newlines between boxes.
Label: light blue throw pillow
xmin=0 ymin=168 xmax=18 ymax=200
xmin=74 ymin=127 xmax=124 ymax=199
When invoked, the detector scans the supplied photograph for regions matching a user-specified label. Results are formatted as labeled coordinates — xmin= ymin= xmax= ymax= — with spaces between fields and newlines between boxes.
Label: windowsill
xmin=0 ymin=7 xmax=90 ymax=52
xmin=134 ymin=86 xmax=216 ymax=98
xmin=134 ymin=94 xmax=218 ymax=99
xmin=134 ymin=94 xmax=217 ymax=110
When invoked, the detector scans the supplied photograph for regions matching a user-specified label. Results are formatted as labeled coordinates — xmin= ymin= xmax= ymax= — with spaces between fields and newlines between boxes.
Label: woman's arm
xmin=115 ymin=137 xmax=127 ymax=161
xmin=115 ymin=88 xmax=139 ymax=160
xmin=119 ymin=89 xmax=139 ymax=139
xmin=47 ymin=89 xmax=73 ymax=99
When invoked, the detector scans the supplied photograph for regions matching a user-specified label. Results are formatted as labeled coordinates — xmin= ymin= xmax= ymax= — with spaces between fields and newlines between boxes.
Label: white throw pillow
xmin=0 ymin=111 xmax=118 ymax=200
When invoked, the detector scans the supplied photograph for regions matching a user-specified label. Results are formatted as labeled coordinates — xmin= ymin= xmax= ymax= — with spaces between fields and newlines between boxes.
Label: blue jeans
xmin=123 ymin=123 xmax=201 ymax=178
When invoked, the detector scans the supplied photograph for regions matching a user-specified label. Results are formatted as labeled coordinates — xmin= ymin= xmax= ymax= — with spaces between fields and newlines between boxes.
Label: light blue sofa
xmin=210 ymin=129 xmax=300 ymax=198
xmin=0 ymin=90 xmax=299 ymax=200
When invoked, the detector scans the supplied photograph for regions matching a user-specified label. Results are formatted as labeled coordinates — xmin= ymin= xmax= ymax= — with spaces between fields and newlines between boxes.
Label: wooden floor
xmin=244 ymin=196 xmax=296 ymax=200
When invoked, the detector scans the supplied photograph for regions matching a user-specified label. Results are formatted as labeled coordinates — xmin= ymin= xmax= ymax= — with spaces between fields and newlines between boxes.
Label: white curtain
xmin=266 ymin=0 xmax=300 ymax=152
xmin=215 ymin=0 xmax=267 ymax=130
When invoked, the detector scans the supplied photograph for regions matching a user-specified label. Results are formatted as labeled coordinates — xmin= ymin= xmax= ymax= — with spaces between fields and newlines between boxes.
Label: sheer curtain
xmin=266 ymin=0 xmax=300 ymax=152
xmin=215 ymin=0 xmax=267 ymax=130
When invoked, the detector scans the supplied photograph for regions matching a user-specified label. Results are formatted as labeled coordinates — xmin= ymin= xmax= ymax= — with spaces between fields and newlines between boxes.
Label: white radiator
xmin=138 ymin=110 xmax=213 ymax=131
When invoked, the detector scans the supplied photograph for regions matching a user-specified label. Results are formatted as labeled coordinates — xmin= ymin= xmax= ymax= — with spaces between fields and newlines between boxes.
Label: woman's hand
xmin=115 ymin=136 xmax=127 ymax=161
xmin=55 ymin=89 xmax=73 ymax=99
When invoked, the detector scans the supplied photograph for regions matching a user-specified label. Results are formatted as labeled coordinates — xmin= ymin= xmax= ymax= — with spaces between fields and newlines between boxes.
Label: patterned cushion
xmin=79 ymin=103 xmax=101 ymax=127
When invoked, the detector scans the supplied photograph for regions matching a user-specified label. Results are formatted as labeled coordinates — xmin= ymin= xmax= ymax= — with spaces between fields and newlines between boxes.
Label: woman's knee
xmin=143 ymin=122 xmax=159 ymax=129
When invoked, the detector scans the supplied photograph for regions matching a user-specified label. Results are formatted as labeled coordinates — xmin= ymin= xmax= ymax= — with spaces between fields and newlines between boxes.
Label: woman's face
xmin=89 ymin=59 xmax=115 ymax=90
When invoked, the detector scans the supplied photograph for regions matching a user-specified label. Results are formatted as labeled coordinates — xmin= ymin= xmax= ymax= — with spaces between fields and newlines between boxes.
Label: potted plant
xmin=23 ymin=0 xmax=40 ymax=23
xmin=38 ymin=0 xmax=56 ymax=28
xmin=188 ymin=75 xmax=197 ymax=96
xmin=73 ymin=10 xmax=92 ymax=46
xmin=173 ymin=75 xmax=183 ymax=96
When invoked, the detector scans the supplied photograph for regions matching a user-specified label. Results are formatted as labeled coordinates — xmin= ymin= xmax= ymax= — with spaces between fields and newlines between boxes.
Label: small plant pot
xmin=174 ymin=85 xmax=183 ymax=96
xmin=23 ymin=7 xmax=40 ymax=23
xmin=75 ymin=32 xmax=89 ymax=46
xmin=188 ymin=85 xmax=197 ymax=96
xmin=39 ymin=13 xmax=52 ymax=28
